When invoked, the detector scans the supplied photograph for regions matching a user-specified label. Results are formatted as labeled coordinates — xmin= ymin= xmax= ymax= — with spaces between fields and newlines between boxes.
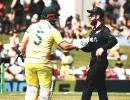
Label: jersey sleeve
xmin=102 ymin=27 xmax=118 ymax=50
xmin=52 ymin=28 xmax=64 ymax=45
xmin=81 ymin=42 xmax=92 ymax=52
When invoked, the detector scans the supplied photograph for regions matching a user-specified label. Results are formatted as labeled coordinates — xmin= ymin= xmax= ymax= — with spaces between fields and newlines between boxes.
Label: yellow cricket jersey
xmin=24 ymin=20 xmax=64 ymax=65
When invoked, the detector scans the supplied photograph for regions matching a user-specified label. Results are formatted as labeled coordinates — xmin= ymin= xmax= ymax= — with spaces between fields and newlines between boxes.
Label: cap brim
xmin=87 ymin=10 xmax=94 ymax=13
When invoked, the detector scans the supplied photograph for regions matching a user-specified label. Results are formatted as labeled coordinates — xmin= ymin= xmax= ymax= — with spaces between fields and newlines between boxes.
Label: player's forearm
xmin=61 ymin=43 xmax=76 ymax=50
xmin=81 ymin=43 xmax=92 ymax=52
xmin=21 ymin=42 xmax=27 ymax=56
xmin=59 ymin=41 xmax=76 ymax=50
xmin=21 ymin=33 xmax=29 ymax=56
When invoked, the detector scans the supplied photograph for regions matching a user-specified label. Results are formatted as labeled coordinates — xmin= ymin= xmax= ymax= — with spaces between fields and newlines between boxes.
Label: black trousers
xmin=82 ymin=57 xmax=108 ymax=100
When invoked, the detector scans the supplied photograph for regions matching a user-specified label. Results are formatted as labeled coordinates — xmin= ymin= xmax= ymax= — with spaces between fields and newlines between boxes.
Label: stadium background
xmin=0 ymin=0 xmax=130 ymax=100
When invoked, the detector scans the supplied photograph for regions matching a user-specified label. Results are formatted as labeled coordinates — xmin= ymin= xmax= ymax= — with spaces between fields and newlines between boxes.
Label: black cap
xmin=87 ymin=7 xmax=104 ymax=19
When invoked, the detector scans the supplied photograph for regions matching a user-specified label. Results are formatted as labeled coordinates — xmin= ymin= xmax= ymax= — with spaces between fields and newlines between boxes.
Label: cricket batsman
xmin=20 ymin=6 xmax=85 ymax=100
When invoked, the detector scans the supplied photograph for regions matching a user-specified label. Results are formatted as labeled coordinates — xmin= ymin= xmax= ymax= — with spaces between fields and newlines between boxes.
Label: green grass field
xmin=0 ymin=92 xmax=130 ymax=100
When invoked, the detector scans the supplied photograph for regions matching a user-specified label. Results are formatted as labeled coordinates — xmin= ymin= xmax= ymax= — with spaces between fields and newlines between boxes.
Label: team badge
xmin=95 ymin=30 xmax=101 ymax=34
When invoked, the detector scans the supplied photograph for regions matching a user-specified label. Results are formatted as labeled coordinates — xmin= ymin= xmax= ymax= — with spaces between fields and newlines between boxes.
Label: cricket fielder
xmin=81 ymin=7 xmax=118 ymax=100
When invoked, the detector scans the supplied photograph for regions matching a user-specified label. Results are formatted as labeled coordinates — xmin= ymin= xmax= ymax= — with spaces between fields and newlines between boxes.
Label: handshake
xmin=72 ymin=38 xmax=89 ymax=49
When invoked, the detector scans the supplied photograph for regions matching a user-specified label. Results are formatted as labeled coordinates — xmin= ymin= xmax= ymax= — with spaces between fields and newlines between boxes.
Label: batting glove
xmin=72 ymin=39 xmax=88 ymax=49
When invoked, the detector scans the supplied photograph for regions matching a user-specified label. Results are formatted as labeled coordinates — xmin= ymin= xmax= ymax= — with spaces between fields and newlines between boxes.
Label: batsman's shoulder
xmin=52 ymin=27 xmax=61 ymax=34
xmin=26 ymin=23 xmax=36 ymax=31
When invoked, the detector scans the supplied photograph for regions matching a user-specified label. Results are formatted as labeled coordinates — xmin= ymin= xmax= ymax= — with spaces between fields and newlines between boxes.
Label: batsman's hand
xmin=96 ymin=48 xmax=104 ymax=56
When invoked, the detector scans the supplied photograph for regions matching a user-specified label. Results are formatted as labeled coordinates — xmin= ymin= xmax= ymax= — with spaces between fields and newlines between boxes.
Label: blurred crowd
xmin=0 ymin=0 xmax=130 ymax=81
xmin=51 ymin=49 xmax=130 ymax=81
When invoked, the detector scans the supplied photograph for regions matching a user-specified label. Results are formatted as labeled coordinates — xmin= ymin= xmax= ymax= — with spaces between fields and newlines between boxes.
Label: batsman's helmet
xmin=41 ymin=6 xmax=59 ymax=19
xmin=87 ymin=6 xmax=104 ymax=21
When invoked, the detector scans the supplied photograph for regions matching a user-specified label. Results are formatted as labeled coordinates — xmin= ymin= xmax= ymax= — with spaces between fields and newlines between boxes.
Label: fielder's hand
xmin=96 ymin=48 xmax=104 ymax=56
